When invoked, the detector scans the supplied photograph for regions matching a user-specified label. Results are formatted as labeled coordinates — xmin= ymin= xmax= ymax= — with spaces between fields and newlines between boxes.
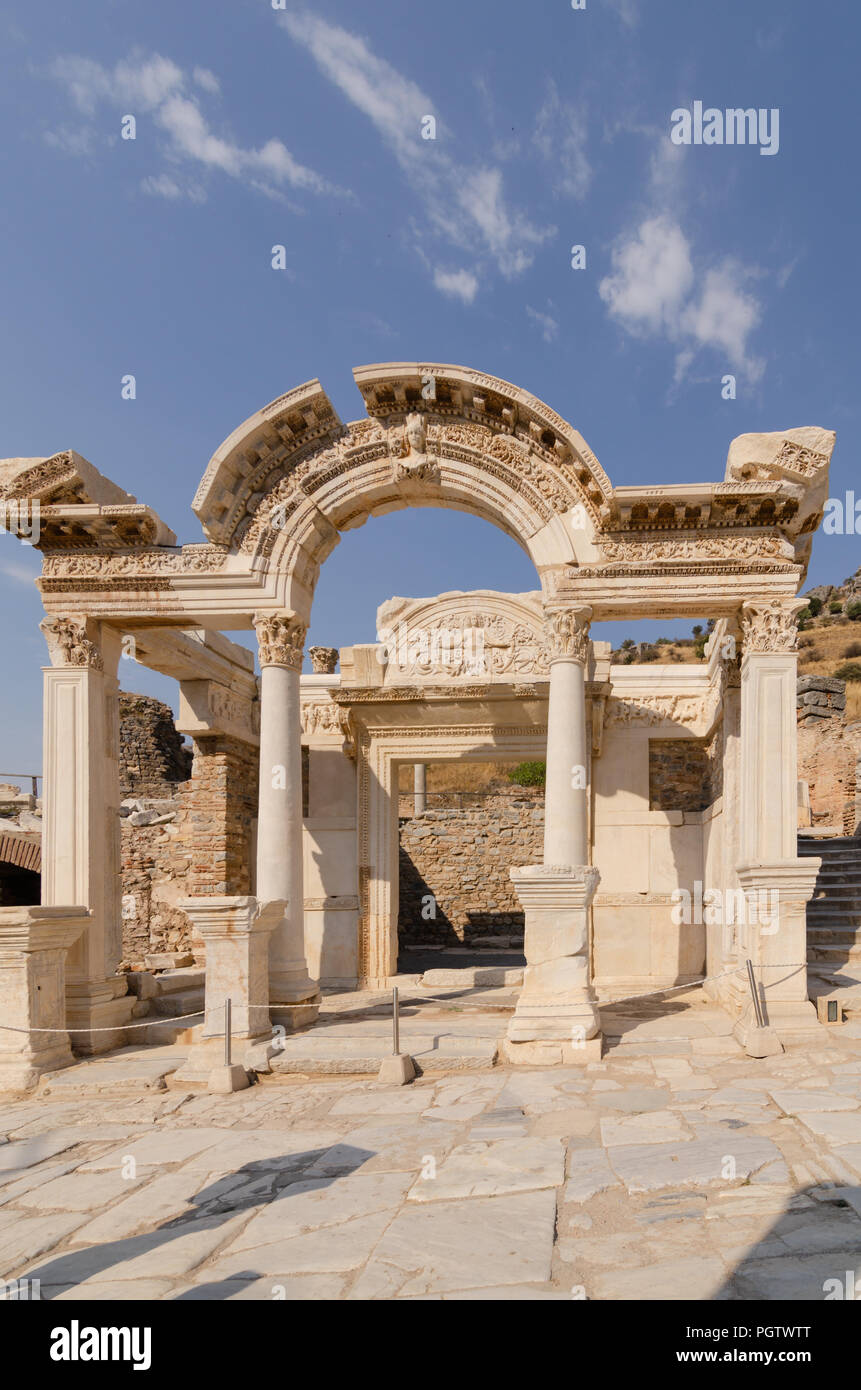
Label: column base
xmin=727 ymin=861 xmax=823 ymax=1046
xmin=501 ymin=1036 xmax=603 ymax=1067
xmin=270 ymin=1000 xmax=320 ymax=1030
xmin=0 ymin=907 xmax=91 ymax=1088
xmin=172 ymin=1031 xmax=273 ymax=1086
xmin=0 ymin=1051 xmax=77 ymax=1094
xmin=733 ymin=998 xmax=824 ymax=1046
xmin=507 ymin=866 xmax=602 ymax=1051
xmin=269 ymin=971 xmax=320 ymax=1005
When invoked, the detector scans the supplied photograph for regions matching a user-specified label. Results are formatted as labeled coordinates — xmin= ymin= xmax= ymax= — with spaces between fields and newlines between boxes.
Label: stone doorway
xmin=396 ymin=759 xmax=539 ymax=977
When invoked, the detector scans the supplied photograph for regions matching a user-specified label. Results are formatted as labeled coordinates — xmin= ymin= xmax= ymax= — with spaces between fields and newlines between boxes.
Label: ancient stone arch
xmin=0 ymin=362 xmax=838 ymax=1079
xmin=190 ymin=362 xmax=615 ymax=623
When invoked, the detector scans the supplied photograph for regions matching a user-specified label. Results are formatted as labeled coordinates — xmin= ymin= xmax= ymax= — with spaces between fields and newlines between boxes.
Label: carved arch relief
xmin=191 ymin=364 xmax=610 ymax=600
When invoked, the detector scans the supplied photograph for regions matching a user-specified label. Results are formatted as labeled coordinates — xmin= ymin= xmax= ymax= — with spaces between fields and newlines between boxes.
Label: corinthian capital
xmin=40 ymin=615 xmax=104 ymax=670
xmin=740 ymin=598 xmax=805 ymax=655
xmin=253 ymin=613 xmax=307 ymax=670
xmin=543 ymin=605 xmax=592 ymax=663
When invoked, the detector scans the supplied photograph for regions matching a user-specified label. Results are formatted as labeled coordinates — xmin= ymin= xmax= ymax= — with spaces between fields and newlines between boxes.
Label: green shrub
xmin=807 ymin=596 xmax=823 ymax=617
xmin=835 ymin=662 xmax=861 ymax=682
xmin=796 ymin=607 xmax=812 ymax=626
xmin=847 ymin=601 xmax=861 ymax=621
xmin=844 ymin=641 xmax=861 ymax=658
xmin=830 ymin=600 xmax=844 ymax=613
xmin=508 ymin=760 xmax=546 ymax=787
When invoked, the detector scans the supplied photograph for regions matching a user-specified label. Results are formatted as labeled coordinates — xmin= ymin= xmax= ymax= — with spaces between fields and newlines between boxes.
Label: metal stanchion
xmin=738 ymin=957 xmax=782 ymax=1058
xmin=745 ymin=960 xmax=765 ymax=1029
xmin=207 ymin=994 xmax=249 ymax=1094
xmin=378 ymin=984 xmax=415 ymax=1085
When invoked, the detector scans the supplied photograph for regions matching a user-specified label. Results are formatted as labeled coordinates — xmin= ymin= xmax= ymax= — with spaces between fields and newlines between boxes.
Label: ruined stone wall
xmin=795 ymin=675 xmax=859 ymax=834
xmin=184 ymin=735 xmax=258 ymax=898
xmin=798 ymin=722 xmax=859 ymax=835
xmin=398 ymin=788 xmax=543 ymax=945
xmin=119 ymin=693 xmax=192 ymax=797
xmin=120 ymin=813 xmax=193 ymax=963
xmin=119 ymin=730 xmax=259 ymax=963
xmin=649 ymin=738 xmax=712 ymax=812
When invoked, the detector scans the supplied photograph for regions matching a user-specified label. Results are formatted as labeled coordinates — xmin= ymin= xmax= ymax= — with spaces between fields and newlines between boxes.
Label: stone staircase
xmin=800 ymin=835 xmax=861 ymax=996
xmin=125 ymin=966 xmax=205 ymax=1045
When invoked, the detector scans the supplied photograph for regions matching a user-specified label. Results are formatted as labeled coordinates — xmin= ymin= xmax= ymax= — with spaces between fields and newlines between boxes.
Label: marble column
xmin=506 ymin=605 xmax=601 ymax=1063
xmin=40 ymin=616 xmax=135 ymax=1053
xmin=413 ymin=763 xmax=427 ymax=815
xmin=734 ymin=598 xmax=821 ymax=1042
xmin=253 ymin=614 xmax=319 ymax=1028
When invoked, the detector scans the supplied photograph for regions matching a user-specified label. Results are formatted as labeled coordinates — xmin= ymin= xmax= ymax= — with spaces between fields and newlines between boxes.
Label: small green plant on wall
xmin=508 ymin=760 xmax=546 ymax=788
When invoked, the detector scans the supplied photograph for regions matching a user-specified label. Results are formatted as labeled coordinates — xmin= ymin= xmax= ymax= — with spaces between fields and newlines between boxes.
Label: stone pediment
xmin=373 ymin=589 xmax=548 ymax=683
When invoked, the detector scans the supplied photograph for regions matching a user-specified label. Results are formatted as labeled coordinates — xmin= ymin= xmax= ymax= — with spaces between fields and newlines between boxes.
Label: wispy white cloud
xmin=280 ymin=10 xmax=554 ymax=294
xmin=0 ymin=556 xmax=39 ymax=585
xmin=606 ymin=0 xmax=640 ymax=28
xmin=141 ymin=171 xmax=206 ymax=204
xmin=599 ymin=214 xmax=763 ymax=379
xmin=44 ymin=50 xmax=340 ymax=202
xmin=533 ymin=80 xmax=591 ymax=200
xmin=527 ymin=303 xmax=560 ymax=343
xmin=43 ymin=124 xmax=102 ymax=157
xmin=192 ymin=66 xmax=220 ymax=95
xmin=433 ymin=268 xmax=479 ymax=304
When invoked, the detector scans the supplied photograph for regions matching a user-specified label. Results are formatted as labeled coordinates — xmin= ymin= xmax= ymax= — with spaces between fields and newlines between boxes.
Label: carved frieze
xmin=302 ymin=700 xmax=352 ymax=739
xmin=598 ymin=535 xmax=792 ymax=565
xmin=605 ymin=690 xmax=720 ymax=734
xmin=382 ymin=610 xmax=548 ymax=680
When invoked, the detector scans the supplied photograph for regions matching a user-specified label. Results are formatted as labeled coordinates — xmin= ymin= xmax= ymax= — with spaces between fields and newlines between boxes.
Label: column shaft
xmin=544 ymin=657 xmax=588 ymax=865
xmin=254 ymin=614 xmax=319 ymax=1020
xmin=734 ymin=599 xmax=820 ymax=1043
xmin=40 ymin=617 xmax=133 ymax=1052
xmin=413 ymin=763 xmax=427 ymax=815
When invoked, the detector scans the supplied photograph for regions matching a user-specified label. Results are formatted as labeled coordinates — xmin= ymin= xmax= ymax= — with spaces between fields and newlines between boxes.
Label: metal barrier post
xmin=745 ymin=959 xmax=764 ymax=1028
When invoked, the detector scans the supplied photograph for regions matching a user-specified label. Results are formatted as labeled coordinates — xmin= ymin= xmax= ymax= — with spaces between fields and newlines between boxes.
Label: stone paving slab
xmin=406 ymin=1137 xmax=565 ymax=1202
xmin=607 ymin=1134 xmax=785 ymax=1194
xmin=797 ymin=1112 xmax=861 ymax=1146
xmin=347 ymin=1190 xmax=558 ymax=1298
xmin=38 ymin=1049 xmax=187 ymax=1097
xmin=588 ymin=1255 xmax=730 ymax=1301
xmin=0 ymin=995 xmax=860 ymax=1300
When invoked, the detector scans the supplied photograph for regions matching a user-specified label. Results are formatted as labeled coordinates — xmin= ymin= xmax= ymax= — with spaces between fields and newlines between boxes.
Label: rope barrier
xmin=0 ymin=1010 xmax=204 ymax=1036
xmin=0 ymin=960 xmax=812 ymax=1035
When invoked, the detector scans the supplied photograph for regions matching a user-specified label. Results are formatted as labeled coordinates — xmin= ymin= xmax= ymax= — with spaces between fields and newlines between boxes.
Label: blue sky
xmin=1 ymin=0 xmax=859 ymax=773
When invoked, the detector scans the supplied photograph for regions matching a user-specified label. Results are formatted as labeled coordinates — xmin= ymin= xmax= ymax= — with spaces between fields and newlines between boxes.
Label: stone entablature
xmin=4 ymin=364 xmax=834 ymax=633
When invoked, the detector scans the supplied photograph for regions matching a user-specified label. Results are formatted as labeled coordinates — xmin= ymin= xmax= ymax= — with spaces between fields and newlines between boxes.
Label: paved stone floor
xmin=1 ymin=992 xmax=861 ymax=1301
